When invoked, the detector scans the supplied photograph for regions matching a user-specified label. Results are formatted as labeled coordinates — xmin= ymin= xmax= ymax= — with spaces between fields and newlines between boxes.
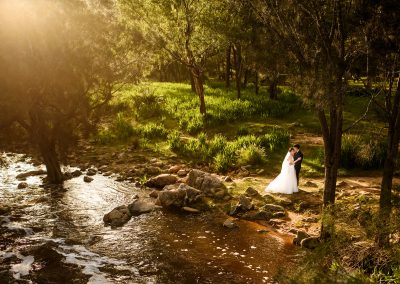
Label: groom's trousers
xmin=295 ymin=167 xmax=301 ymax=185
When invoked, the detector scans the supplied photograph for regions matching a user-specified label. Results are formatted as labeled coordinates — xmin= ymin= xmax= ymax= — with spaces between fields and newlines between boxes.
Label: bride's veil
xmin=281 ymin=151 xmax=290 ymax=173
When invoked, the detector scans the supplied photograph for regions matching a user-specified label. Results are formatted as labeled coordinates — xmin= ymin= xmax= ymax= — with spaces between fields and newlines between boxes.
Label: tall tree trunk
xmin=269 ymin=75 xmax=279 ymax=100
xmin=233 ymin=43 xmax=242 ymax=99
xmin=243 ymin=68 xmax=250 ymax=88
xmin=190 ymin=67 xmax=206 ymax=115
xmin=255 ymin=72 xmax=259 ymax=95
xmin=225 ymin=44 xmax=231 ymax=88
xmin=377 ymin=77 xmax=400 ymax=247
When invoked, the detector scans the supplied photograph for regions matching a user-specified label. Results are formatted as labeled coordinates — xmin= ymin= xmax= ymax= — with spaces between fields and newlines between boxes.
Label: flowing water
xmin=0 ymin=153 xmax=300 ymax=283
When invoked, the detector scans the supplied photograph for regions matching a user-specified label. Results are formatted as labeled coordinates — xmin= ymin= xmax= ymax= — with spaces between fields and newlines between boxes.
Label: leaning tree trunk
xmin=233 ymin=44 xmax=242 ymax=99
xmin=377 ymin=77 xmax=400 ymax=247
xmin=38 ymin=137 xmax=63 ymax=184
xmin=189 ymin=70 xmax=196 ymax=92
xmin=190 ymin=67 xmax=206 ymax=115
xmin=225 ymin=44 xmax=231 ymax=88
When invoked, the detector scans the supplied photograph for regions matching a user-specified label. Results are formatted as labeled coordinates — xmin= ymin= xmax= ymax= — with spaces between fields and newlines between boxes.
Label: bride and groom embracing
xmin=265 ymin=144 xmax=303 ymax=195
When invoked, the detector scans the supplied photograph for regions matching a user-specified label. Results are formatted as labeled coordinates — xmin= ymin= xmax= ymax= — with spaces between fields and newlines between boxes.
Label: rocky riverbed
xmin=0 ymin=153 xmax=301 ymax=283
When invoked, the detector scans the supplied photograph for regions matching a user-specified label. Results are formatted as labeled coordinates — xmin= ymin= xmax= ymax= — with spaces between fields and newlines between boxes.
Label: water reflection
xmin=0 ymin=153 xmax=299 ymax=283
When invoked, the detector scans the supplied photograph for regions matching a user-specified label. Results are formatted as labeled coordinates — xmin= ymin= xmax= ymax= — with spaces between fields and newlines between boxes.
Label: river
xmin=0 ymin=153 xmax=299 ymax=283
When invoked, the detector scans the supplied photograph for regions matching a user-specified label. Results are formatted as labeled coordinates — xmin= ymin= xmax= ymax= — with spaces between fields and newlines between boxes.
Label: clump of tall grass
xmin=139 ymin=122 xmax=168 ymax=139
xmin=341 ymin=134 xmax=386 ymax=169
xmin=237 ymin=144 xmax=266 ymax=166
xmin=94 ymin=113 xmax=135 ymax=144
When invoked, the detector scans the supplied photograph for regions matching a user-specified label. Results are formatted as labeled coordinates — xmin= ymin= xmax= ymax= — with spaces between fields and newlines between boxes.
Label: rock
xmin=187 ymin=169 xmax=227 ymax=198
xmin=71 ymin=170 xmax=82 ymax=177
xmin=0 ymin=205 xmax=11 ymax=215
xmin=269 ymin=218 xmax=286 ymax=226
xmin=182 ymin=206 xmax=200 ymax=213
xmin=134 ymin=181 xmax=141 ymax=187
xmin=293 ymin=230 xmax=310 ymax=245
xmin=145 ymin=166 xmax=161 ymax=175
xmin=224 ymin=176 xmax=233 ymax=182
xmin=245 ymin=187 xmax=261 ymax=198
xmin=257 ymin=229 xmax=268 ymax=234
xmin=177 ymin=169 xmax=187 ymax=177
xmin=128 ymin=200 xmax=156 ymax=216
xmin=83 ymin=176 xmax=93 ymax=183
xmin=149 ymin=190 xmax=159 ymax=198
xmin=242 ymin=210 xmax=273 ymax=221
xmin=272 ymin=211 xmax=286 ymax=218
xmin=16 ymin=170 xmax=46 ymax=180
xmin=301 ymin=236 xmax=320 ymax=249
xmin=145 ymin=174 xmax=178 ymax=188
xmin=256 ymin=169 xmax=265 ymax=174
xmin=168 ymin=165 xmax=182 ymax=173
xmin=229 ymin=204 xmax=240 ymax=216
xmin=304 ymin=181 xmax=318 ymax=188
xmin=86 ymin=168 xmax=97 ymax=176
xmin=262 ymin=204 xmax=285 ymax=213
xmin=156 ymin=183 xmax=205 ymax=210
xmin=336 ymin=181 xmax=349 ymax=188
xmin=17 ymin=182 xmax=28 ymax=189
xmin=238 ymin=195 xmax=253 ymax=211
xmin=303 ymin=216 xmax=319 ymax=223
xmin=103 ymin=205 xmax=131 ymax=227
xmin=223 ymin=218 xmax=238 ymax=229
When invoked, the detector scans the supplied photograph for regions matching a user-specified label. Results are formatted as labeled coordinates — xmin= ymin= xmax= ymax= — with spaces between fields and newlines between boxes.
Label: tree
xmin=247 ymin=0 xmax=363 ymax=238
xmin=0 ymin=0 xmax=139 ymax=184
xmin=119 ymin=0 xmax=221 ymax=115
xmin=363 ymin=0 xmax=400 ymax=247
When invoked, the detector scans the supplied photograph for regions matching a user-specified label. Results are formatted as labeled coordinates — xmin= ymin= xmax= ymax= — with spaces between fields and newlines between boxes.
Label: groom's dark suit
xmin=294 ymin=150 xmax=303 ymax=184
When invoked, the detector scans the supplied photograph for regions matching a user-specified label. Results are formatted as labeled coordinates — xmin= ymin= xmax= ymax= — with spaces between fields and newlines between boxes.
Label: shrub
xmin=214 ymin=144 xmax=237 ymax=173
xmin=259 ymin=127 xmax=290 ymax=151
xmin=341 ymin=134 xmax=386 ymax=169
xmin=167 ymin=130 xmax=182 ymax=151
xmin=208 ymin=134 xmax=228 ymax=156
xmin=132 ymin=89 xmax=165 ymax=119
xmin=237 ymin=144 xmax=266 ymax=166
xmin=95 ymin=128 xmax=116 ymax=145
xmin=341 ymin=135 xmax=363 ymax=169
xmin=114 ymin=113 xmax=135 ymax=140
xmin=233 ymin=135 xmax=260 ymax=149
xmin=140 ymin=122 xmax=167 ymax=140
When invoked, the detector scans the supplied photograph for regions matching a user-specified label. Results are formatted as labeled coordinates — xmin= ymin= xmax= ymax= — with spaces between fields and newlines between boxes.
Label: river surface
xmin=0 ymin=153 xmax=299 ymax=283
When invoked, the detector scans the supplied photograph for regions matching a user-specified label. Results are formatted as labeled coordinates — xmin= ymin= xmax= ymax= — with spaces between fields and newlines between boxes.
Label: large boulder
xmin=238 ymin=195 xmax=253 ymax=211
xmin=293 ymin=230 xmax=310 ymax=245
xmin=262 ymin=204 xmax=285 ymax=214
xmin=245 ymin=187 xmax=261 ymax=198
xmin=155 ymin=183 xmax=205 ymax=210
xmin=145 ymin=174 xmax=178 ymax=188
xmin=103 ymin=205 xmax=131 ymax=227
xmin=128 ymin=199 xmax=156 ymax=216
xmin=187 ymin=169 xmax=227 ymax=198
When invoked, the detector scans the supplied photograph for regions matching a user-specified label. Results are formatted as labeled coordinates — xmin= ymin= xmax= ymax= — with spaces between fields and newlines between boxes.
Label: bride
xmin=265 ymin=147 xmax=298 ymax=194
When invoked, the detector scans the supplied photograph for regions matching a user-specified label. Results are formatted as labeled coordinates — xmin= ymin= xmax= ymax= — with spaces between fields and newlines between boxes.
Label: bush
xmin=237 ymin=144 xmax=266 ymax=166
xmin=233 ymin=135 xmax=260 ymax=149
xmin=167 ymin=130 xmax=182 ymax=151
xmin=208 ymin=134 xmax=228 ymax=156
xmin=95 ymin=128 xmax=116 ymax=145
xmin=140 ymin=122 xmax=167 ymax=140
xmin=341 ymin=134 xmax=386 ymax=169
xmin=114 ymin=113 xmax=135 ymax=140
xmin=132 ymin=89 xmax=165 ymax=119
xmin=259 ymin=127 xmax=290 ymax=151
xmin=214 ymin=144 xmax=237 ymax=173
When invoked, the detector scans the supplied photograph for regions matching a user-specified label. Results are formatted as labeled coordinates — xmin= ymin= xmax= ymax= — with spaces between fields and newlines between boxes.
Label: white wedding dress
xmin=265 ymin=152 xmax=298 ymax=194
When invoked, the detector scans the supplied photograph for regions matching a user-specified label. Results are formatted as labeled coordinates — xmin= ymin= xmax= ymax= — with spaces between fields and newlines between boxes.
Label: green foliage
xmin=95 ymin=113 xmax=135 ymax=144
xmin=237 ymin=144 xmax=266 ymax=166
xmin=208 ymin=134 xmax=228 ymax=156
xmin=167 ymin=130 xmax=182 ymax=151
xmin=139 ymin=122 xmax=168 ymax=139
xmin=237 ymin=125 xmax=250 ymax=136
xmin=341 ymin=134 xmax=386 ymax=169
xmin=213 ymin=144 xmax=238 ymax=173
xmin=259 ymin=127 xmax=290 ymax=151
xmin=131 ymin=88 xmax=165 ymax=119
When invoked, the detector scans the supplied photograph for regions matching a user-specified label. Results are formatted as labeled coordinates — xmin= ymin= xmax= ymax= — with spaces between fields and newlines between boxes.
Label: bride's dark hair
xmin=288 ymin=147 xmax=295 ymax=152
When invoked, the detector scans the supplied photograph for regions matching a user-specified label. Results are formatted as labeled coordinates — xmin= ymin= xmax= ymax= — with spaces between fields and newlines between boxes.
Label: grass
xmin=92 ymin=80 xmax=386 ymax=177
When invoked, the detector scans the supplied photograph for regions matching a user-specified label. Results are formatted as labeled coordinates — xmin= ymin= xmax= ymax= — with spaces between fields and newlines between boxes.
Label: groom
xmin=293 ymin=144 xmax=303 ymax=186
